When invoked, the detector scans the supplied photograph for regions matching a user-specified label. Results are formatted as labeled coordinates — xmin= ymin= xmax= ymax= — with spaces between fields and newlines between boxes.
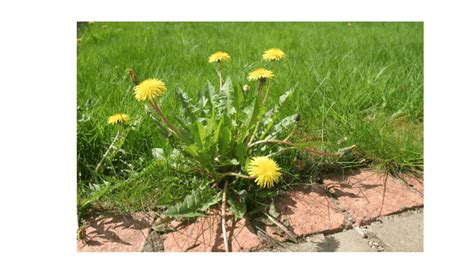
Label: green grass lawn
xmin=77 ymin=22 xmax=423 ymax=215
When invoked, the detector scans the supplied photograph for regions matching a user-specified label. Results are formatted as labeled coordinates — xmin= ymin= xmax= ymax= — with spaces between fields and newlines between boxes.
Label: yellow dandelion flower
xmin=107 ymin=113 xmax=130 ymax=125
xmin=134 ymin=78 xmax=166 ymax=101
xmin=262 ymin=48 xmax=286 ymax=61
xmin=247 ymin=68 xmax=274 ymax=81
xmin=248 ymin=156 xmax=282 ymax=188
xmin=208 ymin=51 xmax=231 ymax=63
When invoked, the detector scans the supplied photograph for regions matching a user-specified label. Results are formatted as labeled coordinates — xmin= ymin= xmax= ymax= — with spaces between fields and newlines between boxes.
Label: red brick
xmin=163 ymin=212 xmax=261 ymax=252
xmin=275 ymin=186 xmax=346 ymax=237
xmin=323 ymin=170 xmax=423 ymax=225
xmin=398 ymin=173 xmax=424 ymax=196
xmin=77 ymin=212 xmax=155 ymax=252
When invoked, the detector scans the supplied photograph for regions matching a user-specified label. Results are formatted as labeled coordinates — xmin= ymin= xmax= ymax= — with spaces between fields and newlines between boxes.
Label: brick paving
xmin=275 ymin=185 xmax=346 ymax=237
xmin=78 ymin=170 xmax=424 ymax=252
xmin=77 ymin=212 xmax=155 ymax=252
xmin=323 ymin=170 xmax=424 ymax=225
xmin=163 ymin=212 xmax=261 ymax=252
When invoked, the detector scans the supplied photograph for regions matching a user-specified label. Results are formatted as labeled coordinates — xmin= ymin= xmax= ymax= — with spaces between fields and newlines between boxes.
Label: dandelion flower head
xmin=107 ymin=113 xmax=129 ymax=125
xmin=248 ymin=156 xmax=282 ymax=188
xmin=208 ymin=51 xmax=231 ymax=63
xmin=247 ymin=68 xmax=274 ymax=81
xmin=262 ymin=48 xmax=286 ymax=61
xmin=134 ymin=78 xmax=166 ymax=101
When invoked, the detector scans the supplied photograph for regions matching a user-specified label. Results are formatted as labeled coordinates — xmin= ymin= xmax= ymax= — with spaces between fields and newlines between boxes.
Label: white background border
xmin=1 ymin=0 xmax=473 ymax=272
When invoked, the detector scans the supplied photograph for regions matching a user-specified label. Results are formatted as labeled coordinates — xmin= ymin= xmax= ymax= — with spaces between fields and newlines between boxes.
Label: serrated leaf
xmin=221 ymin=77 xmax=236 ymax=115
xmin=247 ymin=97 xmax=263 ymax=128
xmin=206 ymin=81 xmax=218 ymax=111
xmin=233 ymin=83 xmax=244 ymax=115
xmin=242 ymin=97 xmax=256 ymax=126
xmin=227 ymin=192 xmax=246 ymax=219
xmin=211 ymin=118 xmax=224 ymax=145
xmin=218 ymin=127 xmax=232 ymax=156
xmin=176 ymin=88 xmax=196 ymax=121
xmin=165 ymin=188 xmax=221 ymax=218
xmin=240 ymin=97 xmax=264 ymax=142
xmin=264 ymin=114 xmax=299 ymax=141
xmin=193 ymin=120 xmax=206 ymax=146
xmin=274 ymin=87 xmax=296 ymax=114
xmin=80 ymin=182 xmax=111 ymax=208
xmin=199 ymin=192 xmax=221 ymax=211
xmin=260 ymin=88 xmax=297 ymax=137
xmin=184 ymin=144 xmax=200 ymax=157
xmin=204 ymin=112 xmax=219 ymax=144
xmin=235 ymin=142 xmax=247 ymax=165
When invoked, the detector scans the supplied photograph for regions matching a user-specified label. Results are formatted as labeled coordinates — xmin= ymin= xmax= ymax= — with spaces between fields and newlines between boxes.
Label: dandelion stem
xmin=95 ymin=130 xmax=121 ymax=174
xmin=148 ymin=100 xmax=182 ymax=138
xmin=262 ymin=62 xmax=276 ymax=104
xmin=248 ymin=139 xmax=296 ymax=148
xmin=221 ymin=181 xmax=229 ymax=252
xmin=221 ymin=172 xmax=255 ymax=180
xmin=217 ymin=62 xmax=223 ymax=91
xmin=255 ymin=80 xmax=263 ymax=96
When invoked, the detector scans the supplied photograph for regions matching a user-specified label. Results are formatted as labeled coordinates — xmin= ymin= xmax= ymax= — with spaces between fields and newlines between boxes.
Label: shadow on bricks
xmin=275 ymin=185 xmax=346 ymax=237
xmin=323 ymin=169 xmax=423 ymax=226
xmin=77 ymin=212 xmax=155 ymax=252
xmin=163 ymin=210 xmax=262 ymax=252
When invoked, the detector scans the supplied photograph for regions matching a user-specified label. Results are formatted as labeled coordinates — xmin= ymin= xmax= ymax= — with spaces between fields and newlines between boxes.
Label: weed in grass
xmin=77 ymin=22 xmax=423 ymax=229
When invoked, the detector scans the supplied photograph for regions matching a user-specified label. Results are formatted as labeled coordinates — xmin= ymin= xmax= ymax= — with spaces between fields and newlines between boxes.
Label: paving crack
xmin=318 ymin=184 xmax=355 ymax=231
xmin=366 ymin=231 xmax=390 ymax=252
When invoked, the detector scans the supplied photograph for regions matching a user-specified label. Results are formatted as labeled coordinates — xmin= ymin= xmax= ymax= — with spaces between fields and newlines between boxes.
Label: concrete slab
xmin=275 ymin=185 xmax=346 ymax=237
xmin=163 ymin=212 xmax=261 ymax=252
xmin=277 ymin=230 xmax=374 ymax=252
xmin=325 ymin=230 xmax=375 ymax=252
xmin=324 ymin=170 xmax=423 ymax=225
xmin=77 ymin=212 xmax=155 ymax=252
xmin=142 ymin=230 xmax=164 ymax=252
xmin=367 ymin=210 xmax=423 ymax=252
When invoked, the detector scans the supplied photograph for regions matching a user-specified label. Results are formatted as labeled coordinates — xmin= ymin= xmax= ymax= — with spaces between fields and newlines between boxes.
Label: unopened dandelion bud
xmin=243 ymin=84 xmax=250 ymax=93
xmin=127 ymin=68 xmax=140 ymax=86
